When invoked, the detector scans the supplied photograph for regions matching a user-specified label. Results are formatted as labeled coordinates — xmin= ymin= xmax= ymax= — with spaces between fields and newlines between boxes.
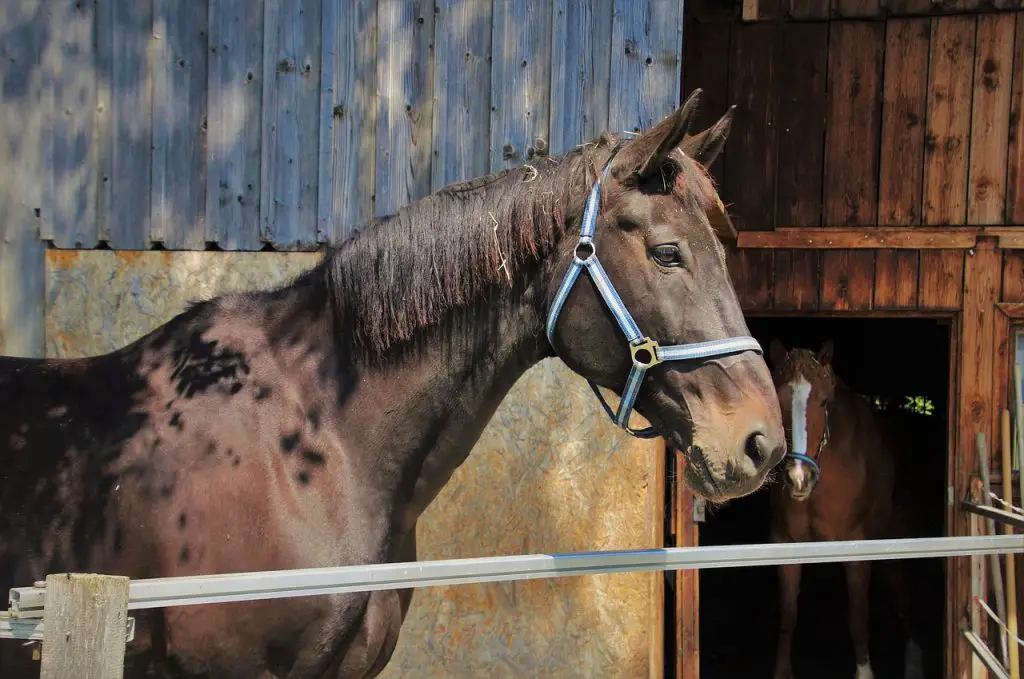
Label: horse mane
xmin=314 ymin=134 xmax=620 ymax=358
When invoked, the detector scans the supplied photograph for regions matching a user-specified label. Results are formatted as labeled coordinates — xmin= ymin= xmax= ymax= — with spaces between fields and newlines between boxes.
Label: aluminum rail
xmin=963 ymin=627 xmax=1011 ymax=679
xmin=962 ymin=500 xmax=1024 ymax=530
xmin=9 ymin=535 xmax=1023 ymax=614
xmin=0 ymin=612 xmax=136 ymax=642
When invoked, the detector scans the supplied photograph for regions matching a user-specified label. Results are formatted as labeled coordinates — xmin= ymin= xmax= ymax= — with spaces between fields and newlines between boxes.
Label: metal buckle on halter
xmin=630 ymin=338 xmax=662 ymax=369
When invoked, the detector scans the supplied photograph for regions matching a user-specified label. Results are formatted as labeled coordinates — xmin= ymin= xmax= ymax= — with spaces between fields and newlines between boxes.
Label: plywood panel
xmin=43 ymin=250 xmax=665 ymax=679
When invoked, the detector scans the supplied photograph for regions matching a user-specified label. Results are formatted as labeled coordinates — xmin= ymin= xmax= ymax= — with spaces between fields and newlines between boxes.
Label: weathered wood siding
xmin=683 ymin=5 xmax=1024 ymax=313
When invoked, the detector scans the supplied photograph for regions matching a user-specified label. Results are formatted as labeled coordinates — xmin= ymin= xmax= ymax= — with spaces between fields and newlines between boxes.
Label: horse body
xmin=768 ymin=340 xmax=923 ymax=679
xmin=1 ymin=93 xmax=787 ymax=679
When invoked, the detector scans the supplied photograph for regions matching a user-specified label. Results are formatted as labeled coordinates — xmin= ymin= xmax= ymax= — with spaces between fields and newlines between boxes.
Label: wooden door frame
xmin=671 ymin=307 xmax=965 ymax=679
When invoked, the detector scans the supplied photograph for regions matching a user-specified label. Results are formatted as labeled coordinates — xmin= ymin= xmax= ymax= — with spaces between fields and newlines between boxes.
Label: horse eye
xmin=652 ymin=244 xmax=682 ymax=267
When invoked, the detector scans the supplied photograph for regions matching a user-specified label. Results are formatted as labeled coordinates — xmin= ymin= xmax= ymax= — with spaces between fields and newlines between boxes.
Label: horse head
xmin=768 ymin=338 xmax=836 ymax=500
xmin=545 ymin=89 xmax=786 ymax=503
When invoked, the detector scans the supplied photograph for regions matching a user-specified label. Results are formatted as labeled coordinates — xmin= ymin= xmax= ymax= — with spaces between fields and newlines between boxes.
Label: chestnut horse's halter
xmin=545 ymin=144 xmax=764 ymax=439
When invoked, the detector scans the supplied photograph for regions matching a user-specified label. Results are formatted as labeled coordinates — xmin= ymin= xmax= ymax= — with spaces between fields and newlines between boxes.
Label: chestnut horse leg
xmin=845 ymin=561 xmax=874 ymax=679
xmin=773 ymin=563 xmax=801 ymax=679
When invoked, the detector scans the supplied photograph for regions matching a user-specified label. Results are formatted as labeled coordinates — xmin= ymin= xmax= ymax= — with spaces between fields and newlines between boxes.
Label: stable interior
xmin=693 ymin=316 xmax=950 ymax=679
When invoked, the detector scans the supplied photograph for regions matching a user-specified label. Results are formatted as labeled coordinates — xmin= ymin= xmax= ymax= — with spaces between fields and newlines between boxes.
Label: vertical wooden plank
xmin=39 ymin=574 xmax=130 ymax=679
xmin=724 ymin=23 xmax=777 ymax=312
xmin=967 ymin=14 xmax=1015 ymax=226
xmin=1005 ymin=252 xmax=1024 ymax=302
xmin=675 ymin=462 xmax=699 ymax=679
xmin=490 ymin=0 xmax=553 ymax=173
xmin=319 ymin=0 xmax=376 ymax=242
xmin=920 ymin=16 xmax=974 ymax=311
xmin=786 ymin=0 xmax=829 ymax=19
xmin=205 ymin=0 xmax=264 ymax=250
xmin=923 ymin=16 xmax=975 ymax=226
xmin=42 ymin=0 xmax=98 ymax=249
xmin=608 ymin=0 xmax=684 ymax=134
xmin=0 ymin=0 xmax=47 ymax=358
xmin=876 ymin=19 xmax=929 ymax=310
xmin=259 ymin=0 xmax=322 ymax=249
xmin=955 ymin=238 xmax=999 ymax=679
xmin=151 ymin=0 xmax=208 ymax=249
xmin=374 ymin=0 xmax=434 ymax=217
xmin=820 ymin=21 xmax=883 ymax=312
xmin=1004 ymin=13 xmax=1024 ymax=224
xmin=96 ymin=0 xmax=154 ymax=249
xmin=681 ymin=22 xmax=730 ymax=185
xmin=773 ymin=22 xmax=827 ymax=311
xmin=431 ymin=0 xmax=492 ymax=190
xmin=832 ymin=0 xmax=880 ymax=20
xmin=549 ymin=0 xmax=613 ymax=155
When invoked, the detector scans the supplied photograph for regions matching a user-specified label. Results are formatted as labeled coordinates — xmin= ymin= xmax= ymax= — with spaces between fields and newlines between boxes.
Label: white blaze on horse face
xmin=790 ymin=377 xmax=812 ymax=455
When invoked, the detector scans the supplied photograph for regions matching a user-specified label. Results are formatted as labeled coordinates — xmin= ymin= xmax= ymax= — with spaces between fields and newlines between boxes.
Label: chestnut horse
xmin=768 ymin=339 xmax=924 ymax=679
xmin=0 ymin=91 xmax=785 ymax=679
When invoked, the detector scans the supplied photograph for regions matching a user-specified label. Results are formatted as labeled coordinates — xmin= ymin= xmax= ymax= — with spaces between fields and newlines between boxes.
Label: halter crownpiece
xmin=545 ymin=141 xmax=764 ymax=439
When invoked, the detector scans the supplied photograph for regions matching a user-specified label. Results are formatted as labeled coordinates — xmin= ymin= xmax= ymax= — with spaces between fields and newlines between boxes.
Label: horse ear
xmin=615 ymin=89 xmax=702 ymax=180
xmin=769 ymin=338 xmax=787 ymax=369
xmin=817 ymin=340 xmax=834 ymax=366
xmin=682 ymin=105 xmax=735 ymax=168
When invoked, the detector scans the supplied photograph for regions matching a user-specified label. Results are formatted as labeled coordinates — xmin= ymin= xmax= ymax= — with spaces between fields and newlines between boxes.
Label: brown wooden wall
xmin=682 ymin=6 xmax=1024 ymax=313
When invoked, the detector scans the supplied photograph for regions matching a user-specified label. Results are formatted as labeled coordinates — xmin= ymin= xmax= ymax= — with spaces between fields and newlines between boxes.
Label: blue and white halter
xmin=545 ymin=146 xmax=764 ymax=439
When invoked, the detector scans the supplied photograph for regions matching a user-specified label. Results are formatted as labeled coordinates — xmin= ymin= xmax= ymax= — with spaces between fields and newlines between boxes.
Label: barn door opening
xmin=670 ymin=315 xmax=951 ymax=679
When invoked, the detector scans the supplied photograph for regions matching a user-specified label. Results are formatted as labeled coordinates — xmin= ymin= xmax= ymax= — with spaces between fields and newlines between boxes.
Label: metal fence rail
xmin=8 ymin=534 xmax=1023 ymax=616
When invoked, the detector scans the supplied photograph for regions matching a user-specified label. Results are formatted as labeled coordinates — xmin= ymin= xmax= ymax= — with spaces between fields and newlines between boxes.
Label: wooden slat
xmin=955 ymin=237 xmax=1000 ymax=679
xmin=259 ymin=0 xmax=323 ymax=249
xmin=549 ymin=0 xmax=614 ymax=155
xmin=687 ymin=0 xmax=736 ymax=25
xmin=1007 ymin=13 xmax=1024 ymax=224
xmin=675 ymin=460 xmax=699 ymax=679
xmin=1003 ymin=251 xmax=1024 ymax=302
xmin=967 ymin=13 xmax=1015 ymax=226
xmin=724 ymin=23 xmax=778 ymax=311
xmin=205 ymin=0 xmax=264 ymax=251
xmin=374 ymin=0 xmax=434 ymax=217
xmin=680 ymin=22 xmax=731 ymax=185
xmin=431 ymin=0 xmax=493 ymax=190
xmin=876 ymin=19 xmax=929 ymax=310
xmin=42 ymin=0 xmax=98 ymax=249
xmin=489 ymin=0 xmax=553 ymax=173
xmin=320 ymin=0 xmax=376 ymax=241
xmin=821 ymin=21 xmax=883 ymax=312
xmin=919 ymin=249 xmax=965 ymax=309
xmin=923 ymin=16 xmax=975 ymax=226
xmin=773 ymin=22 xmax=827 ymax=311
xmin=550 ymin=0 xmax=613 ymax=155
xmin=786 ymin=0 xmax=829 ymax=20
xmin=832 ymin=0 xmax=880 ymax=20
xmin=883 ymin=0 xmax=933 ymax=17
xmin=96 ymin=0 xmax=154 ymax=249
xmin=151 ymin=0 xmax=208 ymax=249
xmin=920 ymin=16 xmax=975 ymax=312
xmin=608 ymin=0 xmax=684 ymax=133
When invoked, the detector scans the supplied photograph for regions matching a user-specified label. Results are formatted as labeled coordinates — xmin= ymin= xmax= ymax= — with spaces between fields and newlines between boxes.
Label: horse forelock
xmin=777 ymin=349 xmax=834 ymax=398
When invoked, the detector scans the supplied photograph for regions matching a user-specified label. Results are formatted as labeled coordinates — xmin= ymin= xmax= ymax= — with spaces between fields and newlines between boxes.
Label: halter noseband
xmin=545 ymin=142 xmax=763 ymax=439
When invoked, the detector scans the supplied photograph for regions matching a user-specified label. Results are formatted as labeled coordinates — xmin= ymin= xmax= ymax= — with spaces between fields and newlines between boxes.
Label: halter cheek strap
xmin=545 ymin=145 xmax=764 ymax=439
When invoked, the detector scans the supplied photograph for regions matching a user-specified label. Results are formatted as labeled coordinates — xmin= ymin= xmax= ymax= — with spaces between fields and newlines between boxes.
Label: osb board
xmin=43 ymin=250 xmax=664 ymax=679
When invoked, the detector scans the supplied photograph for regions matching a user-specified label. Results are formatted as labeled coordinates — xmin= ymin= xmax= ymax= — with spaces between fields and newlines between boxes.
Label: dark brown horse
xmin=768 ymin=339 xmax=924 ymax=679
xmin=1 ymin=90 xmax=786 ymax=679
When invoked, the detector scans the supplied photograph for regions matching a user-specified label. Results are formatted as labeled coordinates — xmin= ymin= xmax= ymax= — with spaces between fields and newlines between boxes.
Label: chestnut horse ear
xmin=817 ymin=340 xmax=835 ymax=366
xmin=682 ymin=105 xmax=735 ymax=168
xmin=614 ymin=89 xmax=702 ymax=180
xmin=769 ymin=338 xmax=787 ymax=369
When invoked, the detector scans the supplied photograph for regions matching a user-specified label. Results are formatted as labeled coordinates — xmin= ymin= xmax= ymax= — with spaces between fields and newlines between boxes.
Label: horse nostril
xmin=744 ymin=432 xmax=769 ymax=468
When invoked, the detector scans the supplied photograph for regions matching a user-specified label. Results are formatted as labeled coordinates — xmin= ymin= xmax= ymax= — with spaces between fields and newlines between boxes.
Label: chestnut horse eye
xmin=652 ymin=244 xmax=682 ymax=267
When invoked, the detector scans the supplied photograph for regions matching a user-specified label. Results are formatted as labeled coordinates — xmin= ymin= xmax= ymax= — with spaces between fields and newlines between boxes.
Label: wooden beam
xmin=39 ymin=573 xmax=130 ymax=679
xmin=736 ymin=226 xmax=1024 ymax=249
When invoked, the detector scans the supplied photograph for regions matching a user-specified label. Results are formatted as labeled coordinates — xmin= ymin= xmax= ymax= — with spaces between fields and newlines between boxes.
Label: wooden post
xmin=40 ymin=573 xmax=130 ymax=679
xmin=1001 ymin=410 xmax=1021 ymax=679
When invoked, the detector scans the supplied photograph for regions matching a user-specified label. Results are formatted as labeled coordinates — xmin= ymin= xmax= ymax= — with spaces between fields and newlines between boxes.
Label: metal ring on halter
xmin=544 ymin=136 xmax=765 ymax=439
